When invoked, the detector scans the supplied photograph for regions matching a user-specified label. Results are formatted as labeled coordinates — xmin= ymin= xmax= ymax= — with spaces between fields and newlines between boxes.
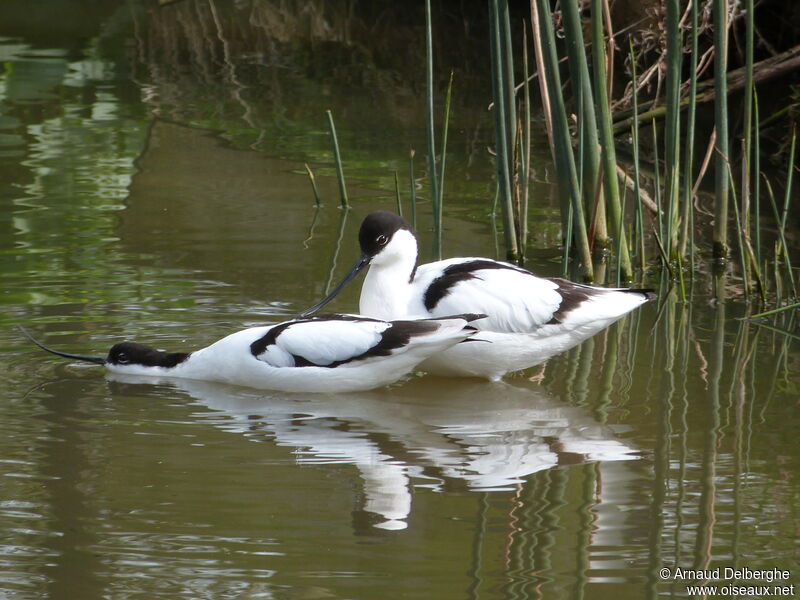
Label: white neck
xmin=359 ymin=229 xmax=418 ymax=319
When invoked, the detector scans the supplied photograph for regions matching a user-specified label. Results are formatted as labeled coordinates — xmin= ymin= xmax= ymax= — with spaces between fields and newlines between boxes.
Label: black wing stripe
xmin=318 ymin=320 xmax=441 ymax=368
xmin=423 ymin=260 xmax=528 ymax=311
xmin=250 ymin=321 xmax=294 ymax=358
xmin=251 ymin=317 xmax=440 ymax=369
xmin=250 ymin=315 xmax=384 ymax=359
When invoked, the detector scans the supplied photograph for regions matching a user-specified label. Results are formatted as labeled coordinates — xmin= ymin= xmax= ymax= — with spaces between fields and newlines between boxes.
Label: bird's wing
xmin=415 ymin=259 xmax=564 ymax=333
xmin=250 ymin=316 xmax=395 ymax=368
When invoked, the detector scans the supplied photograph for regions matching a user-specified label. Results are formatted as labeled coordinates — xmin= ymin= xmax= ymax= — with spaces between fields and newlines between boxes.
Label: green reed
xmin=680 ymin=0 xmax=700 ymax=273
xmin=519 ymin=26 xmax=532 ymax=257
xmin=747 ymin=302 xmax=800 ymax=320
xmin=325 ymin=109 xmax=350 ymax=209
xmin=425 ymin=0 xmax=441 ymax=257
xmin=742 ymin=0 xmax=755 ymax=263
xmin=664 ymin=0 xmax=681 ymax=260
xmin=531 ymin=0 xmax=796 ymax=305
xmin=323 ymin=209 xmax=350 ymax=295
xmin=729 ymin=167 xmax=754 ymax=299
xmin=561 ymin=0 xmax=605 ymax=246
xmin=423 ymin=1 xmax=460 ymax=260
xmin=651 ymin=119 xmax=663 ymax=253
xmin=532 ymin=0 xmax=593 ymax=280
xmin=489 ymin=0 xmax=518 ymax=262
xmin=304 ymin=163 xmax=322 ymax=207
xmin=753 ymin=91 xmax=762 ymax=272
xmin=767 ymin=125 xmax=797 ymax=297
xmin=712 ymin=0 xmax=730 ymax=260
xmin=628 ymin=41 xmax=646 ymax=276
xmin=662 ymin=0 xmax=696 ymax=301
xmin=435 ymin=70 xmax=455 ymax=259
xmin=409 ymin=149 xmax=417 ymax=231
xmin=590 ymin=0 xmax=631 ymax=281
xmin=306 ymin=0 xmax=796 ymax=308
xmin=394 ymin=171 xmax=403 ymax=218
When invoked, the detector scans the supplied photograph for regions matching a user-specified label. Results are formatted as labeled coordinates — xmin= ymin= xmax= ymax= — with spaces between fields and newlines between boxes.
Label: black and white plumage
xmin=300 ymin=211 xmax=655 ymax=381
xmin=19 ymin=313 xmax=484 ymax=393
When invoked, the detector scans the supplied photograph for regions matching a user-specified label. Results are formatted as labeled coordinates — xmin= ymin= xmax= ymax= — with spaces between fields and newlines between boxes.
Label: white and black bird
xmin=300 ymin=211 xmax=655 ymax=381
xmin=19 ymin=313 xmax=484 ymax=393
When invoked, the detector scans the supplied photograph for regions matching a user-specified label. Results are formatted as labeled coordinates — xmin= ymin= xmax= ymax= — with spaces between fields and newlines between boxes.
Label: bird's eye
xmin=376 ymin=234 xmax=388 ymax=246
xmin=116 ymin=352 xmax=129 ymax=365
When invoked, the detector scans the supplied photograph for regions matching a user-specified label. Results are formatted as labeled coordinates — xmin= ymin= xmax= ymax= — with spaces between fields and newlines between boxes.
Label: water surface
xmin=1 ymin=2 xmax=797 ymax=599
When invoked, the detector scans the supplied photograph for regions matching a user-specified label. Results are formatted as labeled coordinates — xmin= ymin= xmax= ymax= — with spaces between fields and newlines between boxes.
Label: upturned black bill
xmin=19 ymin=325 xmax=107 ymax=365
xmin=297 ymin=253 xmax=371 ymax=317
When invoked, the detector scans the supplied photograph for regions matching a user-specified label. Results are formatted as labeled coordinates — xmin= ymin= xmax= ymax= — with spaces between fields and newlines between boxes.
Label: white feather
xmin=101 ymin=315 xmax=478 ymax=392
xmin=411 ymin=259 xmax=563 ymax=333
xmin=257 ymin=319 xmax=389 ymax=366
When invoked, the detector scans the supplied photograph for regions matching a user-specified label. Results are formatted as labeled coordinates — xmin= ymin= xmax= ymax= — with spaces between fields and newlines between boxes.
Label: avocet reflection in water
xmin=108 ymin=374 xmax=641 ymax=530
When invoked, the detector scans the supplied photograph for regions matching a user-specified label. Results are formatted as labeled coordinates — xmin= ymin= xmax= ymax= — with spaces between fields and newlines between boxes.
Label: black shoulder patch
xmin=423 ymin=259 xmax=527 ymax=311
xmin=250 ymin=321 xmax=295 ymax=358
xmin=107 ymin=341 xmax=190 ymax=368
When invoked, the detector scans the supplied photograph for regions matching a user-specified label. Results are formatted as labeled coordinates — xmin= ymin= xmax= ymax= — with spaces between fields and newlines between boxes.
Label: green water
xmin=1 ymin=2 xmax=797 ymax=599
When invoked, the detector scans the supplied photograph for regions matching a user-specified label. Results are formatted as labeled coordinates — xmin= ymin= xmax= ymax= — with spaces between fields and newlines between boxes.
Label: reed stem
xmin=629 ymin=41 xmax=646 ymax=275
xmin=765 ymin=176 xmax=796 ymax=295
xmin=664 ymin=0 xmax=682 ymax=258
xmin=394 ymin=170 xmax=403 ymax=217
xmin=652 ymin=118 xmax=664 ymax=254
xmin=562 ymin=0 xmax=607 ymax=247
xmin=779 ymin=124 xmax=797 ymax=294
xmin=680 ymin=0 xmax=700 ymax=272
xmin=712 ymin=0 xmax=730 ymax=259
xmin=742 ymin=0 xmax=755 ymax=230
xmin=325 ymin=110 xmax=349 ymax=209
xmin=591 ymin=0 xmax=632 ymax=281
xmin=746 ymin=302 xmax=800 ymax=319
xmin=520 ymin=24 xmax=532 ymax=257
xmin=729 ymin=167 xmax=752 ymax=298
xmin=528 ymin=0 xmax=555 ymax=163
xmin=489 ymin=0 xmax=518 ymax=261
xmin=753 ymin=91 xmax=762 ymax=270
xmin=409 ymin=149 xmax=417 ymax=231
xmin=561 ymin=201 xmax=574 ymax=278
xmin=533 ymin=0 xmax=593 ymax=279
xmin=324 ymin=209 xmax=350 ymax=294
xmin=436 ymin=70 xmax=455 ymax=258
xmin=304 ymin=163 xmax=321 ymax=207
xmin=425 ymin=0 xmax=440 ymax=254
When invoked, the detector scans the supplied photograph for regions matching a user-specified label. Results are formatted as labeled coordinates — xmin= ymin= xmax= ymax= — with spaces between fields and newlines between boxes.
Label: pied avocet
xmin=300 ymin=211 xmax=654 ymax=381
xmin=20 ymin=313 xmax=484 ymax=393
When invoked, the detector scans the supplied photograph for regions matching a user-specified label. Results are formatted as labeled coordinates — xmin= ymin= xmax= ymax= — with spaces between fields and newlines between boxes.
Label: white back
xmin=411 ymin=259 xmax=563 ymax=333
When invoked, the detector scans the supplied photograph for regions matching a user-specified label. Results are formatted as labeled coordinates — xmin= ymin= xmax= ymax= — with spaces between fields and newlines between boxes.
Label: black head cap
xmin=107 ymin=341 xmax=190 ymax=368
xmin=358 ymin=211 xmax=414 ymax=257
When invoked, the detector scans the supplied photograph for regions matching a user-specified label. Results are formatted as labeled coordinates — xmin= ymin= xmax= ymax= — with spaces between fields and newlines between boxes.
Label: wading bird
xmin=300 ymin=211 xmax=654 ymax=381
xmin=20 ymin=313 xmax=484 ymax=393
